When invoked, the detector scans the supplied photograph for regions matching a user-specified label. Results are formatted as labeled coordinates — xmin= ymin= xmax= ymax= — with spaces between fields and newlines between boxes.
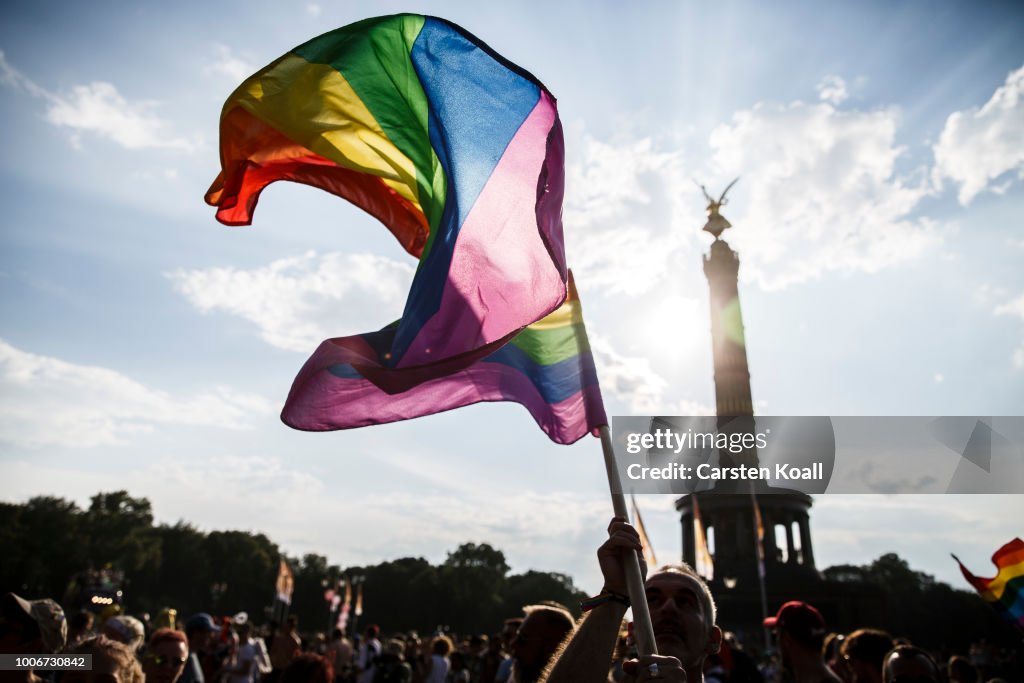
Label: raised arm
xmin=541 ymin=519 xmax=643 ymax=683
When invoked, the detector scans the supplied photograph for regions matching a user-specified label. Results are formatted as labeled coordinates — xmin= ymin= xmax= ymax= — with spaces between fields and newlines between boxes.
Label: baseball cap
xmin=185 ymin=613 xmax=218 ymax=633
xmin=763 ymin=601 xmax=826 ymax=638
xmin=3 ymin=593 xmax=68 ymax=654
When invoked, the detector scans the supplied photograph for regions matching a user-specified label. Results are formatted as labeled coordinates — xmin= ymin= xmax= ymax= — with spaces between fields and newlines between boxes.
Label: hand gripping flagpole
xmin=599 ymin=425 xmax=659 ymax=657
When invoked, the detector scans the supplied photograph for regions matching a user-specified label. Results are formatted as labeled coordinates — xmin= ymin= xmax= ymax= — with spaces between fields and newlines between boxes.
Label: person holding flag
xmin=544 ymin=519 xmax=722 ymax=683
xmin=206 ymin=12 xmax=660 ymax=661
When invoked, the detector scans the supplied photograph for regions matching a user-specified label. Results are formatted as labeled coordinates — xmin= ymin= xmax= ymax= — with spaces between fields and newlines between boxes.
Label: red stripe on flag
xmin=206 ymin=107 xmax=429 ymax=258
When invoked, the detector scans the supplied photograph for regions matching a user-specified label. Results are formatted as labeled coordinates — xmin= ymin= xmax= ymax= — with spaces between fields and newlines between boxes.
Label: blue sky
xmin=1 ymin=0 xmax=1022 ymax=599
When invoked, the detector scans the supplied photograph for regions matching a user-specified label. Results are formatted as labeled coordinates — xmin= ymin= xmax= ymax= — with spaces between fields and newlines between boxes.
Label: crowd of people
xmin=0 ymin=520 xmax=1017 ymax=683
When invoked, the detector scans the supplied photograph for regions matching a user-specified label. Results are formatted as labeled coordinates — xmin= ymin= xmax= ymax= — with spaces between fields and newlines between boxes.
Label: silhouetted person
xmin=327 ymin=628 xmax=354 ymax=683
xmin=66 ymin=611 xmax=94 ymax=649
xmin=282 ymin=654 xmax=335 ymax=683
xmin=882 ymin=646 xmax=940 ymax=683
xmin=373 ymin=639 xmax=412 ymax=683
xmin=0 ymin=593 xmax=67 ymax=683
xmin=823 ymin=634 xmax=849 ymax=683
xmin=356 ymin=626 xmax=382 ymax=683
xmin=424 ymin=636 xmax=452 ymax=683
xmin=720 ymin=633 xmax=763 ymax=683
xmin=448 ymin=651 xmax=470 ymax=683
xmin=841 ymin=630 xmax=894 ymax=683
xmin=272 ymin=618 xmax=303 ymax=682
xmin=947 ymin=655 xmax=979 ymax=683
xmin=230 ymin=622 xmax=270 ymax=683
xmin=494 ymin=620 xmax=523 ymax=683
xmin=181 ymin=613 xmax=218 ymax=683
xmin=510 ymin=605 xmax=574 ymax=683
xmin=62 ymin=635 xmax=144 ymax=683
xmin=764 ymin=602 xmax=841 ymax=683
xmin=479 ymin=635 xmax=507 ymax=683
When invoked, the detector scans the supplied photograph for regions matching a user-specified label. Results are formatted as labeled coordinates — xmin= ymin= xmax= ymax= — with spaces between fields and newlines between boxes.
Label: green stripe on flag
xmin=295 ymin=15 xmax=446 ymax=233
xmin=509 ymin=323 xmax=591 ymax=366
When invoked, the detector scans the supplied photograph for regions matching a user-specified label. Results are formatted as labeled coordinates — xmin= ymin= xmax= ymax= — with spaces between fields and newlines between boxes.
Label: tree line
xmin=0 ymin=491 xmax=585 ymax=635
xmin=1 ymin=491 xmax=1014 ymax=648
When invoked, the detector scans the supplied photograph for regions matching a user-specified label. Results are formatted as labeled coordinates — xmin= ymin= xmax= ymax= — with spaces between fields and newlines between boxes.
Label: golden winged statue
xmin=697 ymin=177 xmax=739 ymax=238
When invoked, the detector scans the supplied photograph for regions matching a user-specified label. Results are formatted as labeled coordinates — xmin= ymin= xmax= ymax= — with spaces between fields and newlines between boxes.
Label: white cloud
xmin=45 ymin=82 xmax=198 ymax=152
xmin=563 ymin=133 xmax=702 ymax=295
xmin=994 ymin=292 xmax=1024 ymax=320
xmin=1013 ymin=345 xmax=1024 ymax=370
xmin=590 ymin=334 xmax=711 ymax=415
xmin=932 ymin=65 xmax=1024 ymax=205
xmin=0 ymin=340 xmax=275 ymax=449
xmin=307 ymin=3 xmax=322 ymax=17
xmin=708 ymin=99 xmax=940 ymax=290
xmin=933 ymin=373 xmax=944 ymax=384
xmin=817 ymin=75 xmax=849 ymax=105
xmin=205 ymin=44 xmax=256 ymax=83
xmin=168 ymin=251 xmax=415 ymax=353
xmin=0 ymin=50 xmax=198 ymax=152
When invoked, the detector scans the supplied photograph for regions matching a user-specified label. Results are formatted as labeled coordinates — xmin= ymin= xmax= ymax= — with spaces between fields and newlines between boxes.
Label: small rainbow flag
xmin=282 ymin=273 xmax=606 ymax=444
xmin=206 ymin=14 xmax=567 ymax=369
xmin=631 ymin=495 xmax=659 ymax=568
xmin=275 ymin=559 xmax=294 ymax=605
xmin=953 ymin=538 xmax=1024 ymax=630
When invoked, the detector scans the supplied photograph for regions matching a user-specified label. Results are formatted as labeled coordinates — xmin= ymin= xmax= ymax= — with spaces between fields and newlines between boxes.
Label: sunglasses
xmin=146 ymin=655 xmax=187 ymax=668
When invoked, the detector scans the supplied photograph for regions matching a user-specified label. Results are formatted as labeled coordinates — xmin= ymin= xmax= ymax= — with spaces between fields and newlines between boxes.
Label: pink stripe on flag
xmin=397 ymin=90 xmax=566 ymax=368
xmin=282 ymin=339 xmax=602 ymax=445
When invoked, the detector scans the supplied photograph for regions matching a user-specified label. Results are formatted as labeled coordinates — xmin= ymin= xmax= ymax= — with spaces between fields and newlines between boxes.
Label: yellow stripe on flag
xmin=226 ymin=54 xmax=424 ymax=217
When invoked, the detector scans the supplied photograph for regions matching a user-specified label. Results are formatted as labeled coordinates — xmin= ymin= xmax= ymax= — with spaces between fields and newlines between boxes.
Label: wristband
xmin=580 ymin=588 xmax=631 ymax=612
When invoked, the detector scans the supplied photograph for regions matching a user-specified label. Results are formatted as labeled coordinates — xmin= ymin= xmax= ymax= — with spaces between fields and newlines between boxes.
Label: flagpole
xmin=750 ymin=491 xmax=771 ymax=651
xmin=599 ymin=425 xmax=658 ymax=657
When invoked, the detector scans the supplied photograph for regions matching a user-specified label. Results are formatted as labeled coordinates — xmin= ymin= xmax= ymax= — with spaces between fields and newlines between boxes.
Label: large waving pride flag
xmin=282 ymin=273 xmax=606 ymax=444
xmin=954 ymin=538 xmax=1024 ymax=630
xmin=206 ymin=14 xmax=567 ymax=369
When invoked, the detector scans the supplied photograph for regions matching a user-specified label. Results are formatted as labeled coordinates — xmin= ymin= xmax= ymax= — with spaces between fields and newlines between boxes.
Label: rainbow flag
xmin=275 ymin=559 xmax=294 ymax=605
xmin=752 ymin=493 xmax=766 ymax=579
xmin=281 ymin=273 xmax=607 ymax=444
xmin=953 ymin=538 xmax=1024 ymax=630
xmin=206 ymin=14 xmax=567 ymax=368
